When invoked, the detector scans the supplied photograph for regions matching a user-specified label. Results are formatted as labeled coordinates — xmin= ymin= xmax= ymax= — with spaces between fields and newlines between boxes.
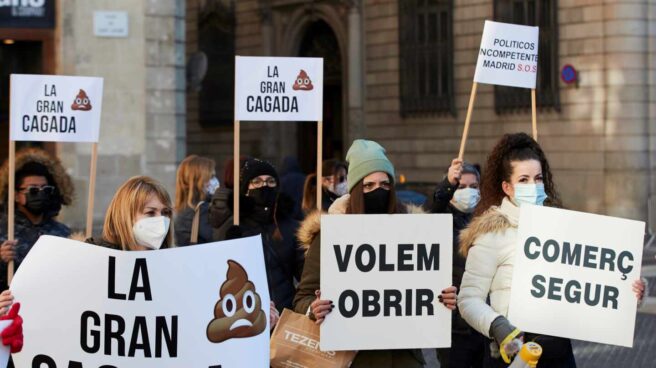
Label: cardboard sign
xmin=474 ymin=20 xmax=539 ymax=89
xmin=10 ymin=235 xmax=270 ymax=367
xmin=320 ymin=214 xmax=453 ymax=351
xmin=10 ymin=74 xmax=104 ymax=142
xmin=508 ymin=206 xmax=644 ymax=348
xmin=234 ymin=56 xmax=323 ymax=121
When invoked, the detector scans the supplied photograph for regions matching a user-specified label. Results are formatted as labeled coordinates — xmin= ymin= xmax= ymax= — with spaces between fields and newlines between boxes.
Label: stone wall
xmin=184 ymin=0 xmax=655 ymax=223
xmin=57 ymin=0 xmax=185 ymax=234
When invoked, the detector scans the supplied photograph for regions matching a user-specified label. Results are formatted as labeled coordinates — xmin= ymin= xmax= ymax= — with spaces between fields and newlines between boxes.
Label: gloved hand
xmin=0 ymin=303 xmax=23 ymax=353
xmin=490 ymin=315 xmax=522 ymax=363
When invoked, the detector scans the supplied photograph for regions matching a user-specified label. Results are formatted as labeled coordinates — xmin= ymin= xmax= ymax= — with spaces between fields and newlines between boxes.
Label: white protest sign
xmin=234 ymin=56 xmax=323 ymax=121
xmin=10 ymin=74 xmax=104 ymax=142
xmin=320 ymin=214 xmax=452 ymax=351
xmin=0 ymin=320 xmax=10 ymax=368
xmin=474 ymin=20 xmax=539 ymax=89
xmin=10 ymin=235 xmax=270 ymax=367
xmin=508 ymin=206 xmax=644 ymax=347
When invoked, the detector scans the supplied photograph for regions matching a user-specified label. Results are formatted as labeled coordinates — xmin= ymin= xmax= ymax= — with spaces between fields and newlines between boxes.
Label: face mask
xmin=204 ymin=177 xmax=220 ymax=196
xmin=248 ymin=187 xmax=278 ymax=208
xmin=451 ymin=188 xmax=480 ymax=213
xmin=133 ymin=216 xmax=170 ymax=250
xmin=332 ymin=181 xmax=348 ymax=197
xmin=513 ymin=183 xmax=548 ymax=207
xmin=24 ymin=190 xmax=52 ymax=216
xmin=363 ymin=188 xmax=390 ymax=214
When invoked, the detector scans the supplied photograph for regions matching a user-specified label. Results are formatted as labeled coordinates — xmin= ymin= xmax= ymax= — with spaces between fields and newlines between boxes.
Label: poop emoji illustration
xmin=71 ymin=89 xmax=92 ymax=111
xmin=292 ymin=69 xmax=314 ymax=91
xmin=207 ymin=260 xmax=267 ymax=343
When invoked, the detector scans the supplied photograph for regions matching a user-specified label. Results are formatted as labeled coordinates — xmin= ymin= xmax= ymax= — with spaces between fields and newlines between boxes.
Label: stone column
xmin=347 ymin=0 xmax=365 ymax=143
xmin=143 ymin=0 xmax=187 ymax=192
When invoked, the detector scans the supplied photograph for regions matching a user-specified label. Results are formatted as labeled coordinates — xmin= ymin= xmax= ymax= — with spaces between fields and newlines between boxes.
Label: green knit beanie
xmin=345 ymin=139 xmax=395 ymax=193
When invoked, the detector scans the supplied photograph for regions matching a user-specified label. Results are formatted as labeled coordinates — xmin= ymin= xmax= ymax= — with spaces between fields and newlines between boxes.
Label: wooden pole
xmin=531 ymin=88 xmax=538 ymax=141
xmin=7 ymin=140 xmax=15 ymax=285
xmin=233 ymin=120 xmax=240 ymax=226
xmin=85 ymin=143 xmax=98 ymax=239
xmin=458 ymin=82 xmax=479 ymax=161
xmin=316 ymin=120 xmax=323 ymax=210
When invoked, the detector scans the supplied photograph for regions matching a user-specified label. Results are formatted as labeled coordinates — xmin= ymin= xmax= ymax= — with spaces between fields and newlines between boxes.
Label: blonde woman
xmin=174 ymin=155 xmax=218 ymax=246
xmin=89 ymin=176 xmax=174 ymax=251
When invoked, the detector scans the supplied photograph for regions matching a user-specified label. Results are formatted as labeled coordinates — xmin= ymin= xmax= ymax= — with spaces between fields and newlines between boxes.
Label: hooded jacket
xmin=209 ymin=187 xmax=304 ymax=312
xmin=0 ymin=148 xmax=74 ymax=290
xmin=294 ymin=194 xmax=427 ymax=368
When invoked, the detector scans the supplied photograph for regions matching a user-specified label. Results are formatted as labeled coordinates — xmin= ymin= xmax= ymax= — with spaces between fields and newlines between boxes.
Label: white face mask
xmin=204 ymin=177 xmax=220 ymax=196
xmin=133 ymin=216 xmax=170 ymax=250
xmin=332 ymin=181 xmax=348 ymax=197
xmin=513 ymin=183 xmax=548 ymax=206
xmin=451 ymin=188 xmax=480 ymax=213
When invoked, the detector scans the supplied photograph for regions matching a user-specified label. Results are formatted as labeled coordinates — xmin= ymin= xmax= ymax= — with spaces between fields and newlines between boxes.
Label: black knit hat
xmin=240 ymin=158 xmax=278 ymax=193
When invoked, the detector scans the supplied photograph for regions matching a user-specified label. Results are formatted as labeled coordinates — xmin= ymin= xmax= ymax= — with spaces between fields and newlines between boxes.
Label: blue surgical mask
xmin=204 ymin=177 xmax=220 ymax=196
xmin=513 ymin=183 xmax=547 ymax=206
xmin=451 ymin=188 xmax=480 ymax=213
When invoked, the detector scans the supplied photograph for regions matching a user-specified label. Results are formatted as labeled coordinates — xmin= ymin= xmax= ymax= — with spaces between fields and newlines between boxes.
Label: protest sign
xmin=10 ymin=235 xmax=271 ymax=367
xmin=320 ymin=214 xmax=453 ymax=351
xmin=10 ymin=74 xmax=103 ymax=143
xmin=474 ymin=21 xmax=539 ymax=89
xmin=232 ymin=56 xmax=325 ymax=225
xmin=508 ymin=205 xmax=644 ymax=348
xmin=7 ymin=74 xmax=105 ymax=282
xmin=234 ymin=56 xmax=323 ymax=122
xmin=459 ymin=20 xmax=540 ymax=160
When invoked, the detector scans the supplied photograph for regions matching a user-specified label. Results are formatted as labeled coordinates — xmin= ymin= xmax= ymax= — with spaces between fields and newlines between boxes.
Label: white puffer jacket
xmin=457 ymin=197 xmax=519 ymax=339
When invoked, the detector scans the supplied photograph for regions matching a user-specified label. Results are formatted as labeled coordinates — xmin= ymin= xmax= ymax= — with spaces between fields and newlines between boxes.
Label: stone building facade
xmin=54 ymin=0 xmax=186 ymax=232
xmin=186 ymin=0 xmax=656 ymax=231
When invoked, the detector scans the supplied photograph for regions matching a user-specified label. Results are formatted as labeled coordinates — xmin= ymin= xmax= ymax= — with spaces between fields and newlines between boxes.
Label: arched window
xmin=494 ymin=0 xmax=560 ymax=112
xmin=399 ymin=0 xmax=455 ymax=116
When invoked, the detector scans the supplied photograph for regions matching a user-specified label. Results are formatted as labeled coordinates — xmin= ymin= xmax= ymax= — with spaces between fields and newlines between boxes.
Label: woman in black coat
xmin=209 ymin=158 xmax=305 ymax=312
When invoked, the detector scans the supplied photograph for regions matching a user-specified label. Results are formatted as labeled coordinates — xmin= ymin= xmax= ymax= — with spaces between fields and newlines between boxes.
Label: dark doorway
xmin=0 ymin=40 xmax=45 ymax=159
xmin=297 ymin=20 xmax=344 ymax=173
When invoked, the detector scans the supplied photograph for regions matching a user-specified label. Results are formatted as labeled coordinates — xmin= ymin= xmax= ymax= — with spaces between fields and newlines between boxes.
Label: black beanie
xmin=240 ymin=158 xmax=278 ymax=193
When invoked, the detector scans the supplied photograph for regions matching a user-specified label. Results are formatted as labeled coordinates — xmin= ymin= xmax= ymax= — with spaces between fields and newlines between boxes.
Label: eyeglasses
xmin=363 ymin=181 xmax=391 ymax=192
xmin=324 ymin=175 xmax=346 ymax=184
xmin=19 ymin=185 xmax=55 ymax=195
xmin=249 ymin=177 xmax=277 ymax=188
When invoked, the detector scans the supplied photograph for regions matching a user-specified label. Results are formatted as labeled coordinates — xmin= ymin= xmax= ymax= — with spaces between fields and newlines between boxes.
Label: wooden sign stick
xmin=458 ymin=82 xmax=479 ymax=161
xmin=316 ymin=120 xmax=323 ymax=210
xmin=233 ymin=120 xmax=240 ymax=226
xmin=7 ymin=140 xmax=15 ymax=285
xmin=85 ymin=143 xmax=99 ymax=239
xmin=531 ymin=89 xmax=538 ymax=141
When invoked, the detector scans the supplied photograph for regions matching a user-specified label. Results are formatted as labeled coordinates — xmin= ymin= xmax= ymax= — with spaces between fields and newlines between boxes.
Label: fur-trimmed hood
xmin=459 ymin=197 xmax=519 ymax=257
xmin=0 ymin=148 xmax=75 ymax=206
xmin=296 ymin=194 xmax=427 ymax=250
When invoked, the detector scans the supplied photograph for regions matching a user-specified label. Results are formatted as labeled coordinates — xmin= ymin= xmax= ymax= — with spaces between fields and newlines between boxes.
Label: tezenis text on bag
xmin=332 ymin=243 xmax=440 ymax=318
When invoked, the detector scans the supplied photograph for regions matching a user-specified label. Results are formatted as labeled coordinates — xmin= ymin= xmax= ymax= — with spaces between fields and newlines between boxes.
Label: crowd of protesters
xmin=0 ymin=133 xmax=648 ymax=367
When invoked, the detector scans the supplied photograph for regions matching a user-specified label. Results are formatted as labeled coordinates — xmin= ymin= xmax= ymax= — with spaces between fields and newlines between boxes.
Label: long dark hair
xmin=475 ymin=133 xmax=561 ymax=216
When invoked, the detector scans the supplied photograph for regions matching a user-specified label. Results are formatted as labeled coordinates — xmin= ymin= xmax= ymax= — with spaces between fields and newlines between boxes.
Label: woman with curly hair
xmin=457 ymin=133 xmax=645 ymax=367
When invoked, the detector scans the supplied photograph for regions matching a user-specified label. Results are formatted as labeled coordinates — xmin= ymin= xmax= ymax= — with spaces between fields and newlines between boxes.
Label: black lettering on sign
xmin=156 ymin=315 xmax=179 ymax=358
xmin=128 ymin=316 xmax=151 ymax=358
xmin=80 ymin=310 xmax=101 ymax=353
xmin=417 ymin=244 xmax=440 ymax=271
xmin=32 ymin=355 xmax=56 ymax=368
xmin=108 ymin=257 xmax=152 ymax=301
xmin=105 ymin=313 xmax=126 ymax=356
xmin=334 ymin=244 xmax=352 ymax=272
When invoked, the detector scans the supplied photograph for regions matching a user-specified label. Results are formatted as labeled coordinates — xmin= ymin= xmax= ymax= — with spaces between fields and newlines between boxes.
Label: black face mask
xmin=363 ymin=188 xmax=390 ymax=214
xmin=24 ymin=190 xmax=52 ymax=216
xmin=248 ymin=187 xmax=278 ymax=208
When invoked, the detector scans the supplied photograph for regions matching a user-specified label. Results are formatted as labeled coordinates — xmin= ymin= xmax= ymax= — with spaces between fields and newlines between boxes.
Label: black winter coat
xmin=431 ymin=178 xmax=475 ymax=335
xmin=174 ymin=201 xmax=213 ymax=246
xmin=209 ymin=188 xmax=304 ymax=312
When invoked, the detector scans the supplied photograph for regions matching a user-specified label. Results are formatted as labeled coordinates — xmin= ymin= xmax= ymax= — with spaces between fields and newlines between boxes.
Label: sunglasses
xmin=19 ymin=185 xmax=55 ymax=196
